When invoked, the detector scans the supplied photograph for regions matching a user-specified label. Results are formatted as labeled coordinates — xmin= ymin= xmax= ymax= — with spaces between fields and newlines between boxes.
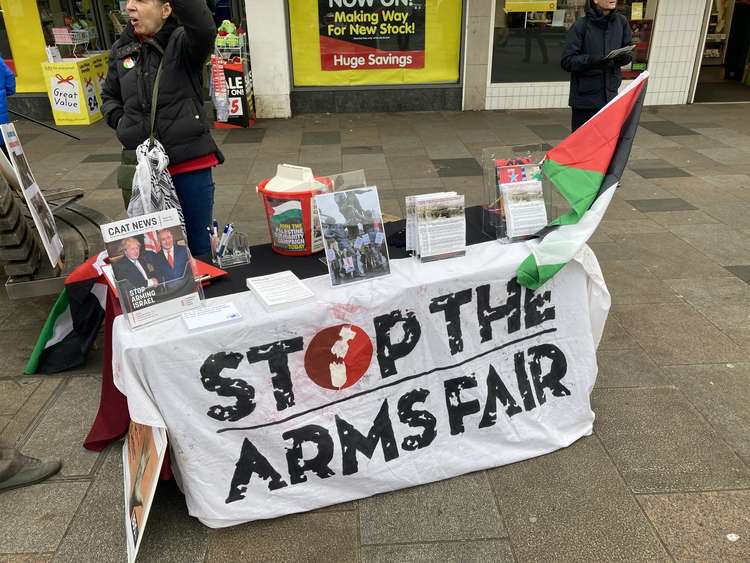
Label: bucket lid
xmin=264 ymin=164 xmax=321 ymax=193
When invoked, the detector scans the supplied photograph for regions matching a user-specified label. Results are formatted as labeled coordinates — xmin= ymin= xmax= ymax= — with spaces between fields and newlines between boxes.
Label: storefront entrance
xmin=694 ymin=0 xmax=750 ymax=103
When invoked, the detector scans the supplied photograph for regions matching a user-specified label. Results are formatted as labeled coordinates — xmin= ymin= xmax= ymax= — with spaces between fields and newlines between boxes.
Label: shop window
xmin=491 ymin=0 xmax=657 ymax=84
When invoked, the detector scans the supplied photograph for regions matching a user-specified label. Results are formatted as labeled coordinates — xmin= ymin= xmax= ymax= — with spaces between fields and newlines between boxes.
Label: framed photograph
xmin=315 ymin=187 xmax=391 ymax=287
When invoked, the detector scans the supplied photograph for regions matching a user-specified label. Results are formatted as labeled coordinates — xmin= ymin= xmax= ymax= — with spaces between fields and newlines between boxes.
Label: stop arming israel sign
xmin=114 ymin=242 xmax=608 ymax=527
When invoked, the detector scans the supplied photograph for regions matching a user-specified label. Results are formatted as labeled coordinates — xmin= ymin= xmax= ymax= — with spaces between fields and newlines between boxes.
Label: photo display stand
xmin=315 ymin=186 xmax=391 ymax=287
xmin=481 ymin=145 xmax=568 ymax=244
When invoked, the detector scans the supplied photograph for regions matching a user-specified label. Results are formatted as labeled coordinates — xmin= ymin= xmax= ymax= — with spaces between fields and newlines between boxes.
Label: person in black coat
xmin=561 ymin=0 xmax=633 ymax=131
xmin=102 ymin=0 xmax=223 ymax=257
xmin=111 ymin=237 xmax=159 ymax=292
xmin=152 ymin=227 xmax=190 ymax=283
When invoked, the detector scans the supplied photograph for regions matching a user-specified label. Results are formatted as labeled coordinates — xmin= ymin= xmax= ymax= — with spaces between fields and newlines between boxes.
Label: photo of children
xmin=315 ymin=187 xmax=390 ymax=287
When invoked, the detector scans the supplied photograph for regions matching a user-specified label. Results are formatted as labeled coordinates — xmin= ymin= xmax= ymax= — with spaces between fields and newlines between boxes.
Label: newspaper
xmin=101 ymin=209 xmax=202 ymax=329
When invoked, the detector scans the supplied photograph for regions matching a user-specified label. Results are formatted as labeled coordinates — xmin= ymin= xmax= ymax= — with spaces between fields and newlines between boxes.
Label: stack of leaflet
xmin=405 ymin=192 xmax=466 ymax=262
xmin=246 ymin=270 xmax=315 ymax=312
xmin=496 ymin=161 xmax=547 ymax=241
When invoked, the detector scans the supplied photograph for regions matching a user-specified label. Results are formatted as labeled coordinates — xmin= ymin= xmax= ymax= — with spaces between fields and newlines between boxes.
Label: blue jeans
xmin=172 ymin=168 xmax=215 ymax=257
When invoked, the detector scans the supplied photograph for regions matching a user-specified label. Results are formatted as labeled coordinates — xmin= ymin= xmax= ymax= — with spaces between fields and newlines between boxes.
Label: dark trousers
xmin=173 ymin=168 xmax=215 ymax=257
xmin=571 ymin=107 xmax=599 ymax=132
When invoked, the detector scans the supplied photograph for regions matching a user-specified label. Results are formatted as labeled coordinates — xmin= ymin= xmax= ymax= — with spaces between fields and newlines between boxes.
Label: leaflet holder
xmin=481 ymin=144 xmax=568 ymax=243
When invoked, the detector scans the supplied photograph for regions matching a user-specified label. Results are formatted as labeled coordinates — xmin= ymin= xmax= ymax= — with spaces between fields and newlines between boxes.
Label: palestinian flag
xmin=517 ymin=72 xmax=649 ymax=290
xmin=25 ymin=251 xmax=108 ymax=374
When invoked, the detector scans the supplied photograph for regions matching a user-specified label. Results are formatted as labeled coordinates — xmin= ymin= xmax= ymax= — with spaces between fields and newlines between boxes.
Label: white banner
xmin=113 ymin=241 xmax=609 ymax=528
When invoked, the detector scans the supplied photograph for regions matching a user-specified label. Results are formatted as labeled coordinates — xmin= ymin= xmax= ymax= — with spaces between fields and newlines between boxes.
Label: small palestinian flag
xmin=517 ymin=72 xmax=649 ymax=290
xmin=25 ymin=251 xmax=108 ymax=374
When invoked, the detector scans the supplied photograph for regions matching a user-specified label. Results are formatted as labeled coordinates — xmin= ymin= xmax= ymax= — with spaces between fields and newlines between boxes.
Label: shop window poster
xmin=318 ymin=0 xmax=426 ymax=71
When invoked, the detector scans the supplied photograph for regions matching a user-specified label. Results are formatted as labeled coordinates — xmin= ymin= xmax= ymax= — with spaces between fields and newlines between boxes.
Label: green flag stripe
xmin=516 ymin=255 xmax=566 ymax=291
xmin=543 ymin=158 xmax=604 ymax=223
xmin=24 ymin=289 xmax=69 ymax=375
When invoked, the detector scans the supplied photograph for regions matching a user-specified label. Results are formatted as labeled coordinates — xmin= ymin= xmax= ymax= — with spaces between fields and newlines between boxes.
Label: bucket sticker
xmin=266 ymin=198 xmax=306 ymax=252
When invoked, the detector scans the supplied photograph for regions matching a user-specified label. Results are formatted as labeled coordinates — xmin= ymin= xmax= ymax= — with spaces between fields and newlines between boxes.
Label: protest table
xmin=108 ymin=216 xmax=609 ymax=526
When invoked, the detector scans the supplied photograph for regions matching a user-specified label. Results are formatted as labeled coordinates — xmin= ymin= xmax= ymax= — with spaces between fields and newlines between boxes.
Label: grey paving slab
xmin=633 ymin=167 xmax=692 ymax=179
xmin=0 ymin=378 xmax=62 ymax=446
xmin=0 ymin=379 xmax=39 ymax=416
xmin=593 ymin=232 xmax=730 ymax=280
xmin=627 ymin=198 xmax=697 ymax=212
xmin=80 ymin=153 xmax=121 ymax=163
xmin=527 ymin=123 xmax=570 ymax=140
xmin=598 ymin=316 xmax=640 ymax=351
xmin=593 ymin=387 xmax=750 ymax=493
xmin=22 ymin=377 xmax=101 ymax=477
xmin=665 ymin=277 xmax=750 ymax=331
xmin=488 ymin=435 xmax=669 ymax=563
xmin=360 ymin=540 xmax=515 ymax=563
xmin=0 ymin=554 xmax=54 ymax=562
xmin=205 ymin=512 xmax=358 ymax=563
xmin=638 ymin=491 xmax=750 ymax=562
xmin=640 ymin=121 xmax=699 ymax=137
xmin=0 ymin=481 xmax=88 ymax=554
xmin=598 ymin=260 xmax=681 ymax=305
xmin=341 ymin=145 xmax=383 ymax=155
xmin=52 ymin=446 xmax=126 ymax=563
xmin=655 ymin=176 xmax=749 ymax=205
xmin=668 ymin=224 xmax=750 ymax=266
xmin=646 ymin=209 xmax=720 ymax=226
xmin=696 ymin=147 xmax=749 ymax=166
xmin=386 ymin=155 xmax=439 ymax=179
xmin=222 ymin=128 xmax=266 ymax=144
xmin=701 ymin=202 xmax=750 ymax=229
xmin=663 ymin=363 xmax=750 ymax=458
xmin=613 ymin=303 xmax=747 ymax=366
xmin=359 ymin=472 xmax=504 ymax=545
xmin=300 ymin=131 xmax=341 ymax=146
xmin=596 ymin=348 xmax=667 ymax=389
xmin=431 ymin=158 xmax=483 ymax=177
xmin=599 ymin=219 xmax=668 ymax=235
xmin=726 ymin=265 xmax=750 ymax=284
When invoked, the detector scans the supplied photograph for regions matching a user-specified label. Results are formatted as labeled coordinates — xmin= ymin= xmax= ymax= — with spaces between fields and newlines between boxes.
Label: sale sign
xmin=319 ymin=0 xmax=426 ymax=71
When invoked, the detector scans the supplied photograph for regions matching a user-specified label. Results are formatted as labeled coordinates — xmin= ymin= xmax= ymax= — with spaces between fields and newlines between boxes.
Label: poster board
xmin=0 ymin=124 xmax=64 ymax=267
xmin=289 ymin=0 xmax=461 ymax=86
xmin=123 ymin=421 xmax=167 ymax=563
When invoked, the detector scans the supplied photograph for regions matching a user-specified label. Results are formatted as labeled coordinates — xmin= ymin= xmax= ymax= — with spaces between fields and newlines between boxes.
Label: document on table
xmin=415 ymin=193 xmax=466 ymax=261
xmin=246 ymin=270 xmax=315 ymax=311
xmin=182 ymin=302 xmax=242 ymax=331
xmin=501 ymin=180 xmax=548 ymax=239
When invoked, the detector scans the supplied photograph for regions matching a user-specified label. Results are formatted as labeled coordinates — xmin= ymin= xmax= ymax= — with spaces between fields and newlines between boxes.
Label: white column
xmin=244 ymin=0 xmax=292 ymax=118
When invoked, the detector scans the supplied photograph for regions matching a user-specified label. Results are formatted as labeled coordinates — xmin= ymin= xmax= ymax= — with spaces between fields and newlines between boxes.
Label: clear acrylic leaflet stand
xmin=481 ymin=144 xmax=569 ymax=243
xmin=315 ymin=169 xmax=368 ymax=193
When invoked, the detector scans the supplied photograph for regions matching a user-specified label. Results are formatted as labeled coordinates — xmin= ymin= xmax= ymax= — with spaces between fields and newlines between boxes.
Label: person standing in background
xmin=102 ymin=0 xmax=223 ymax=257
xmin=561 ymin=0 xmax=633 ymax=131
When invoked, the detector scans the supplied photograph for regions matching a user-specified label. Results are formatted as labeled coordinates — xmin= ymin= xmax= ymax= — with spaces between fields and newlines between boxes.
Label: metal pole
xmin=8 ymin=110 xmax=81 ymax=141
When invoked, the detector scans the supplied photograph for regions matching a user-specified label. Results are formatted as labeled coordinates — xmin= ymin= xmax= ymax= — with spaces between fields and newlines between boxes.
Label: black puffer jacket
xmin=561 ymin=1 xmax=632 ymax=109
xmin=101 ymin=0 xmax=223 ymax=166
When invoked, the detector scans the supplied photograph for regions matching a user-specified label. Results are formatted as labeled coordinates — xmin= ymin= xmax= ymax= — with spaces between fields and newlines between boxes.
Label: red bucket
xmin=257 ymin=176 xmax=333 ymax=256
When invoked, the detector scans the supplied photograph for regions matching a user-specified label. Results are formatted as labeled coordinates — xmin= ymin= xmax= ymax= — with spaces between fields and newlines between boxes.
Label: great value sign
xmin=114 ymin=242 xmax=608 ymax=527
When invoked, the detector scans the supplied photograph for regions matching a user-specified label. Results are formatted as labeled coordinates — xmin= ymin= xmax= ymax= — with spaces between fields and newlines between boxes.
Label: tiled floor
xmin=2 ymin=101 xmax=750 ymax=562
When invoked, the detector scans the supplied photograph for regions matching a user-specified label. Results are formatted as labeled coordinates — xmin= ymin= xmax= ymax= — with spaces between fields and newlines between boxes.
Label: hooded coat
xmin=101 ymin=0 xmax=223 ymax=166
xmin=561 ymin=1 xmax=632 ymax=109
xmin=0 ymin=60 xmax=16 ymax=125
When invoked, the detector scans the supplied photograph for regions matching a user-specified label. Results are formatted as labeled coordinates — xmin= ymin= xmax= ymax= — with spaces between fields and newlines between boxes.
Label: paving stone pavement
xmin=2 ymin=103 xmax=750 ymax=562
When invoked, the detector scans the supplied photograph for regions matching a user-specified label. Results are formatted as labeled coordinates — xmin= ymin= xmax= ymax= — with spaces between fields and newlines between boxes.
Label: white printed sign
xmin=113 ymin=242 xmax=609 ymax=528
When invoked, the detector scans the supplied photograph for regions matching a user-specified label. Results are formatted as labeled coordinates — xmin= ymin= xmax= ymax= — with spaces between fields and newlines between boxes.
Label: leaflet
xmin=414 ymin=193 xmax=466 ymax=261
xmin=501 ymin=180 xmax=548 ymax=239
xmin=246 ymin=270 xmax=315 ymax=311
